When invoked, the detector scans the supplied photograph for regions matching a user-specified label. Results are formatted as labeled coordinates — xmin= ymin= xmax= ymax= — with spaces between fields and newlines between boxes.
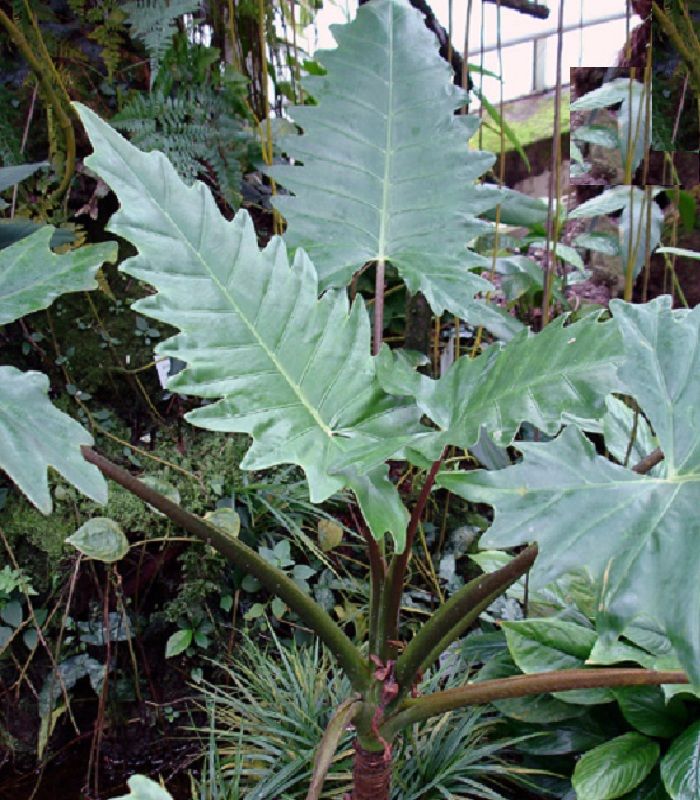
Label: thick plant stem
xmin=393 ymin=544 xmax=538 ymax=697
xmin=380 ymin=668 xmax=688 ymax=738
xmin=351 ymin=740 xmax=392 ymax=800
xmin=379 ymin=453 xmax=445 ymax=657
xmin=81 ymin=447 xmax=370 ymax=692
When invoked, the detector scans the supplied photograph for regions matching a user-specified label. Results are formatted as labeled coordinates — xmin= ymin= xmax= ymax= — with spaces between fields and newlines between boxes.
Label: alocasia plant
xmin=4 ymin=0 xmax=698 ymax=797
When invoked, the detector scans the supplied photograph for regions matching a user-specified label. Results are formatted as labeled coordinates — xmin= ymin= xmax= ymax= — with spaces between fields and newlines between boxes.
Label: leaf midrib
xmin=106 ymin=143 xmax=335 ymax=439
xmin=376 ymin=0 xmax=394 ymax=262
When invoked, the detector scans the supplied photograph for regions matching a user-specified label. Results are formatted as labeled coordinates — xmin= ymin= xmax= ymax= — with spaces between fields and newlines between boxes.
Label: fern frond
xmin=122 ymin=0 xmax=201 ymax=82
xmin=111 ymin=88 xmax=250 ymax=207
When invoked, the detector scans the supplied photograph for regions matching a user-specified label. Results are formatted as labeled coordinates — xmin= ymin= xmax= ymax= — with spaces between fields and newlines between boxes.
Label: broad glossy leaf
xmin=438 ymin=298 xmax=700 ymax=683
xmin=619 ymin=187 xmax=664 ymax=280
xmin=503 ymin=618 xmax=614 ymax=705
xmin=0 ymin=226 xmax=116 ymax=325
xmin=268 ymin=0 xmax=500 ymax=323
xmin=567 ymin=185 xmax=655 ymax=219
xmin=484 ymin=187 xmax=549 ymax=227
xmin=508 ymin=714 xmax=607 ymax=755
xmin=66 ymin=517 xmax=129 ymax=562
xmin=0 ymin=367 xmax=107 ymax=513
xmin=380 ymin=311 xmax=622 ymax=452
xmin=573 ymin=124 xmax=620 ymax=148
xmin=569 ymin=186 xmax=662 ymax=280
xmin=619 ymin=769 xmax=671 ymax=800
xmin=165 ymin=628 xmax=192 ymax=658
xmin=573 ymin=733 xmax=660 ymax=800
xmin=76 ymin=103 xmax=420 ymax=547
xmin=661 ymin=721 xmax=700 ymax=800
xmin=617 ymin=80 xmax=649 ymax=177
xmin=575 ymin=231 xmax=621 ymax=256
xmin=614 ymin=686 xmax=687 ymax=739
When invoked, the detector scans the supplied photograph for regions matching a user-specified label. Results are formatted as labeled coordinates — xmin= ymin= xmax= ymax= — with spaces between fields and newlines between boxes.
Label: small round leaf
xmin=317 ymin=518 xmax=343 ymax=552
xmin=203 ymin=508 xmax=240 ymax=539
xmin=165 ymin=628 xmax=192 ymax=658
xmin=66 ymin=517 xmax=129 ymax=562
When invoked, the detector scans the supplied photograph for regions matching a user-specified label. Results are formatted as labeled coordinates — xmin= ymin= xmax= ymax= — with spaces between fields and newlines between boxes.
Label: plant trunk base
xmin=350 ymin=739 xmax=392 ymax=800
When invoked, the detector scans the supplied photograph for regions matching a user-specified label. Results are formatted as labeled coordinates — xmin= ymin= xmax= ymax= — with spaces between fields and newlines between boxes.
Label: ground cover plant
xmin=2 ymin=0 xmax=700 ymax=798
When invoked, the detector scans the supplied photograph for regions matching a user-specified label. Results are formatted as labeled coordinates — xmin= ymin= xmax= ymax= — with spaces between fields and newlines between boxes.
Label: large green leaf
xmin=76 ymin=103 xmax=421 ymax=547
xmin=614 ymin=686 xmax=687 ymax=739
xmin=661 ymin=721 xmax=700 ymax=800
xmin=437 ymin=297 xmax=700 ymax=682
xmin=0 ymin=227 xmax=114 ymax=513
xmin=620 ymin=770 xmax=672 ymax=800
xmin=0 ymin=226 xmax=116 ymax=325
xmin=573 ymin=733 xmax=660 ymax=800
xmin=268 ymin=0 xmax=500 ymax=323
xmin=508 ymin=714 xmax=607 ymax=755
xmin=378 ymin=311 xmax=622 ymax=453
xmin=503 ymin=618 xmax=614 ymax=705
xmin=0 ymin=367 xmax=107 ymax=513
xmin=571 ymin=78 xmax=649 ymax=175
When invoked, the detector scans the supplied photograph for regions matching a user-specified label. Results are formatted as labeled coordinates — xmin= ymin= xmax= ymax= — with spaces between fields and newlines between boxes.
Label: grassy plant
xmin=193 ymin=632 xmax=531 ymax=800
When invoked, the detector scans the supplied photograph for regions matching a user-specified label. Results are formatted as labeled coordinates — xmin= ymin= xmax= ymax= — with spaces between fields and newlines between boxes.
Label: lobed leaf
xmin=379 ymin=310 xmax=623 ymax=452
xmin=268 ymin=0 xmax=502 ymax=325
xmin=75 ymin=103 xmax=422 ymax=548
xmin=0 ymin=226 xmax=116 ymax=326
xmin=0 ymin=367 xmax=107 ymax=513
xmin=438 ymin=298 xmax=700 ymax=683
